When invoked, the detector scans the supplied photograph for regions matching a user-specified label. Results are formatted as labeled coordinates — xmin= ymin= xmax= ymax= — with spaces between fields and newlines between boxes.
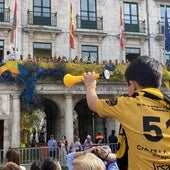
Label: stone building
xmin=0 ymin=0 xmax=170 ymax=151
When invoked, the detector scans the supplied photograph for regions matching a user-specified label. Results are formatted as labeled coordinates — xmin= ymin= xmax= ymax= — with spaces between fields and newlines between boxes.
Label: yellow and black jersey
xmin=96 ymin=88 xmax=170 ymax=170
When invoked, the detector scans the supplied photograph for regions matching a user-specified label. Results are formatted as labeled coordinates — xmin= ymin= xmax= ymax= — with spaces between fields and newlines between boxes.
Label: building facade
xmin=0 ymin=0 xmax=170 ymax=64
xmin=0 ymin=0 xmax=170 ymax=151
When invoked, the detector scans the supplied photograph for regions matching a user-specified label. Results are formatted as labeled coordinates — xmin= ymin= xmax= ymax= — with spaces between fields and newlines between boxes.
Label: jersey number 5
xmin=143 ymin=116 xmax=170 ymax=142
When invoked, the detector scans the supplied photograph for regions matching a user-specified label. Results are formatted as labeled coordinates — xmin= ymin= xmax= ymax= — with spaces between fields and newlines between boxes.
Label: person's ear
xmin=129 ymin=81 xmax=137 ymax=91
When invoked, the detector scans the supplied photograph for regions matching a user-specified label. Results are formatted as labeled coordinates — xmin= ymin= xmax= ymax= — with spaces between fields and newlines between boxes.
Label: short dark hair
xmin=111 ymin=130 xmax=115 ymax=135
xmin=125 ymin=56 xmax=162 ymax=88
xmin=41 ymin=158 xmax=60 ymax=170
xmin=30 ymin=160 xmax=41 ymax=170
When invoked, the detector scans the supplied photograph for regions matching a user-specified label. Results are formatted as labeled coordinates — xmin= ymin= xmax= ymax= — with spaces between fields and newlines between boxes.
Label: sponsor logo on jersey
xmin=153 ymin=163 xmax=170 ymax=170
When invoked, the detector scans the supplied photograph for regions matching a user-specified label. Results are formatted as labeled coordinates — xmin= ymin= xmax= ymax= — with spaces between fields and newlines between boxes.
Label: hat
xmin=87 ymin=135 xmax=91 ymax=139
xmin=102 ymin=145 xmax=111 ymax=153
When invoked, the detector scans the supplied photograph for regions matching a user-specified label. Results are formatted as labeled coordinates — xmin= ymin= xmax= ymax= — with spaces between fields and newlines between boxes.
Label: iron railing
xmin=0 ymin=8 xmax=10 ymax=23
xmin=76 ymin=15 xmax=103 ymax=30
xmin=124 ymin=19 xmax=146 ymax=33
xmin=157 ymin=20 xmax=164 ymax=34
xmin=0 ymin=143 xmax=118 ymax=168
xmin=27 ymin=10 xmax=57 ymax=27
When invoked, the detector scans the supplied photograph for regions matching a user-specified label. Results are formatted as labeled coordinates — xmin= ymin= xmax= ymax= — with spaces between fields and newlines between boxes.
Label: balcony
xmin=155 ymin=20 xmax=164 ymax=41
xmin=76 ymin=15 xmax=103 ymax=30
xmin=0 ymin=8 xmax=11 ymax=31
xmin=123 ymin=19 xmax=148 ymax=41
xmin=23 ymin=10 xmax=61 ymax=38
xmin=27 ymin=10 xmax=57 ymax=27
xmin=75 ymin=15 xmax=107 ymax=40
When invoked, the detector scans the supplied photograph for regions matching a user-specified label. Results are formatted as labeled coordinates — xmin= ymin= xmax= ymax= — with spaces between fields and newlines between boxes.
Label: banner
xmin=165 ymin=8 xmax=170 ymax=52
xmin=70 ymin=3 xmax=74 ymax=49
xmin=119 ymin=6 xmax=124 ymax=50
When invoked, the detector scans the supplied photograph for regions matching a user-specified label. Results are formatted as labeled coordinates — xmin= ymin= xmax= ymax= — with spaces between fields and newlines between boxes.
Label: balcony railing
xmin=76 ymin=15 xmax=103 ymax=30
xmin=27 ymin=10 xmax=57 ymax=27
xmin=157 ymin=20 xmax=164 ymax=34
xmin=0 ymin=8 xmax=10 ymax=23
xmin=124 ymin=19 xmax=146 ymax=33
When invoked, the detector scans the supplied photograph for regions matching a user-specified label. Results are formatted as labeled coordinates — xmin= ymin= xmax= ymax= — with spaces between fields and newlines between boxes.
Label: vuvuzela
xmin=63 ymin=73 xmax=99 ymax=88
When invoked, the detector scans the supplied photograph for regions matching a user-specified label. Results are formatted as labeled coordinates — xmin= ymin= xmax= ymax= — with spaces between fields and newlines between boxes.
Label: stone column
xmin=65 ymin=94 xmax=74 ymax=146
xmin=11 ymin=94 xmax=20 ymax=148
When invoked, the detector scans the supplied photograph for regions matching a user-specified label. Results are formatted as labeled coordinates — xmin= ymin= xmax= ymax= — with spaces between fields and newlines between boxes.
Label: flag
xmin=119 ymin=6 xmax=124 ymax=50
xmin=10 ymin=0 xmax=18 ymax=43
xmin=69 ymin=3 xmax=74 ymax=49
xmin=165 ymin=8 xmax=170 ymax=52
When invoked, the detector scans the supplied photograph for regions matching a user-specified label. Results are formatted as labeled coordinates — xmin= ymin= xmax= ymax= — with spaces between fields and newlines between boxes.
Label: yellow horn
xmin=63 ymin=73 xmax=99 ymax=88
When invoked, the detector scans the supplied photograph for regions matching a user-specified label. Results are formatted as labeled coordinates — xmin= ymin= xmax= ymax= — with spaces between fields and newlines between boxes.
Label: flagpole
xmin=14 ymin=27 xmax=17 ymax=60
xmin=14 ymin=0 xmax=17 ymax=60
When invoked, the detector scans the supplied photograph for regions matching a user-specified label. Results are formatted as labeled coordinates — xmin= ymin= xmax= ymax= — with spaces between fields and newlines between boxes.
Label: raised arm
xmin=83 ymin=71 xmax=98 ymax=112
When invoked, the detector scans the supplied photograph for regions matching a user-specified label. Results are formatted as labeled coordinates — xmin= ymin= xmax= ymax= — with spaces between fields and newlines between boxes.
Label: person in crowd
xmin=38 ymin=130 xmax=46 ymax=146
xmin=72 ymin=56 xmax=79 ymax=63
xmin=105 ymin=60 xmax=115 ymax=71
xmin=7 ymin=51 xmax=15 ymax=61
xmin=27 ymin=54 xmax=32 ymax=61
xmin=86 ymin=56 xmax=92 ymax=64
xmin=29 ymin=128 xmax=39 ymax=147
xmin=83 ymin=55 xmax=170 ymax=169
xmin=41 ymin=157 xmax=61 ymax=170
xmin=5 ymin=149 xmax=26 ymax=170
xmin=108 ymin=130 xmax=118 ymax=153
xmin=47 ymin=134 xmax=57 ymax=158
xmin=83 ymin=135 xmax=93 ymax=151
xmin=2 ymin=162 xmax=21 ymax=170
xmin=97 ymin=145 xmax=119 ymax=170
xmin=95 ymin=132 xmax=105 ymax=144
xmin=69 ymin=136 xmax=82 ymax=153
xmin=30 ymin=160 xmax=42 ymax=170
xmin=66 ymin=145 xmax=118 ymax=170
xmin=58 ymin=135 xmax=68 ymax=163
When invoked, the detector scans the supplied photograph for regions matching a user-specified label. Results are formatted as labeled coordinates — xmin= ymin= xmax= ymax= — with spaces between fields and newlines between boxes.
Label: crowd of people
xmin=1 ymin=148 xmax=62 ymax=170
xmin=6 ymin=50 xmax=130 ymax=70
xmin=27 ymin=129 xmax=118 ymax=170
xmin=1 ymin=130 xmax=118 ymax=170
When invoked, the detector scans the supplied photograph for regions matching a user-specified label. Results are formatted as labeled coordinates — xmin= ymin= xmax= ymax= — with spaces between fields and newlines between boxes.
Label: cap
xmin=87 ymin=135 xmax=91 ymax=139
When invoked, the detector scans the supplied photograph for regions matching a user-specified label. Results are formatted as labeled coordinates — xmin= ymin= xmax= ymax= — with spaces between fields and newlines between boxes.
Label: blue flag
xmin=165 ymin=8 xmax=170 ymax=52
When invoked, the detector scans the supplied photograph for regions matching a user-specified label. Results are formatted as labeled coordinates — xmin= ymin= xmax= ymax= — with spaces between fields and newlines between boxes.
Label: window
xmin=125 ymin=47 xmax=140 ymax=62
xmin=0 ymin=0 xmax=4 ymax=22
xmin=33 ymin=0 xmax=51 ymax=25
xmin=81 ymin=45 xmax=98 ymax=63
xmin=124 ymin=2 xmax=139 ymax=32
xmin=80 ymin=0 xmax=97 ymax=29
xmin=33 ymin=42 xmax=52 ymax=58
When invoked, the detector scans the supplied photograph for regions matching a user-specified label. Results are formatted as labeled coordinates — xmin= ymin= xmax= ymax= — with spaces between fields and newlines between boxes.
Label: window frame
xmin=124 ymin=2 xmax=139 ymax=32
xmin=0 ymin=0 xmax=4 ymax=22
xmin=80 ymin=0 xmax=97 ymax=29
xmin=81 ymin=45 xmax=98 ymax=63
xmin=33 ymin=0 xmax=51 ymax=26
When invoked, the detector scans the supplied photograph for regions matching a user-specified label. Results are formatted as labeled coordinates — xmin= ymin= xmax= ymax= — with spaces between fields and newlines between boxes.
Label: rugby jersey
xmin=96 ymin=88 xmax=170 ymax=170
